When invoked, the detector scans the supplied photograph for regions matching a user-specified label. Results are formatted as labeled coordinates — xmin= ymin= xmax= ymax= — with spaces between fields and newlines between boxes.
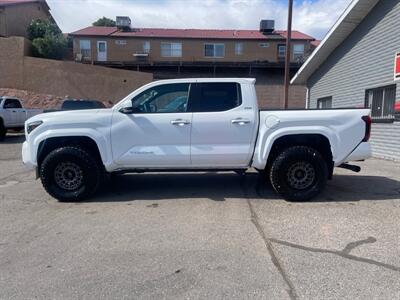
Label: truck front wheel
xmin=269 ymin=146 xmax=328 ymax=201
xmin=40 ymin=146 xmax=102 ymax=201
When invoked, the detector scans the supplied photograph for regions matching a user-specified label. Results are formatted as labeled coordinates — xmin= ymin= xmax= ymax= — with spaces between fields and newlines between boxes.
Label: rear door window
xmin=190 ymin=83 xmax=242 ymax=112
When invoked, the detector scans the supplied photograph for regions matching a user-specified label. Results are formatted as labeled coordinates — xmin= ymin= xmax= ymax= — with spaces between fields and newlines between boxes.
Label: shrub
xmin=27 ymin=19 xmax=66 ymax=60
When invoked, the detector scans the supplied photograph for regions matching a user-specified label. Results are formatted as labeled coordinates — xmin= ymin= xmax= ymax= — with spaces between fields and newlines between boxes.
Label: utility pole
xmin=283 ymin=0 xmax=293 ymax=109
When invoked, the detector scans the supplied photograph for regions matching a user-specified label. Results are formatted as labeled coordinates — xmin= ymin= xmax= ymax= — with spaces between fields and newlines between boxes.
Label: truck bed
xmin=251 ymin=108 xmax=371 ymax=169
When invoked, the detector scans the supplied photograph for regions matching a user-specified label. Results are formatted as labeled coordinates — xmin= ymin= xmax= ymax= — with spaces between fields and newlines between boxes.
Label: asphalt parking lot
xmin=1 ymin=134 xmax=399 ymax=299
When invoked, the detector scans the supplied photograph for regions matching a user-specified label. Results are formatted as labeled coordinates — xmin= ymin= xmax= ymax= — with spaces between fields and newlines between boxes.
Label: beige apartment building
xmin=0 ymin=0 xmax=53 ymax=38
xmin=69 ymin=18 xmax=316 ymax=109
xmin=70 ymin=18 xmax=317 ymax=67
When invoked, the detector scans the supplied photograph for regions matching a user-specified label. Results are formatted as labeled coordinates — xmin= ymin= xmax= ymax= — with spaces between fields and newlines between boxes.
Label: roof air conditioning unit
xmin=116 ymin=16 xmax=131 ymax=31
xmin=259 ymin=20 xmax=275 ymax=34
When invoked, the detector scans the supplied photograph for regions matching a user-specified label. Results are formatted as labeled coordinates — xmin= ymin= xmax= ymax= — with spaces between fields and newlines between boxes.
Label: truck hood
xmin=25 ymin=109 xmax=115 ymax=139
xmin=27 ymin=109 xmax=112 ymax=125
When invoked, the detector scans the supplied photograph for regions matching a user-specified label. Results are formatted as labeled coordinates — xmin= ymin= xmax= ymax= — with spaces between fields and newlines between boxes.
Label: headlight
xmin=27 ymin=120 xmax=43 ymax=134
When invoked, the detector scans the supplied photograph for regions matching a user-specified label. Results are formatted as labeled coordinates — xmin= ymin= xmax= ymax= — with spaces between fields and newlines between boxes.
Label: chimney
xmin=259 ymin=20 xmax=275 ymax=34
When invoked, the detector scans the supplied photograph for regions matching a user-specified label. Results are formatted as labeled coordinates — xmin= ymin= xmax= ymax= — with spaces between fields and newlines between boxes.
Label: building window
xmin=161 ymin=42 xmax=182 ymax=57
xmin=143 ymin=41 xmax=150 ymax=53
xmin=79 ymin=39 xmax=91 ymax=58
xmin=317 ymin=96 xmax=332 ymax=109
xmin=235 ymin=43 xmax=243 ymax=55
xmin=365 ymin=85 xmax=396 ymax=122
xmin=278 ymin=44 xmax=286 ymax=58
xmin=293 ymin=44 xmax=304 ymax=58
xmin=259 ymin=43 xmax=269 ymax=48
xmin=204 ymin=43 xmax=225 ymax=58
xmin=115 ymin=40 xmax=127 ymax=46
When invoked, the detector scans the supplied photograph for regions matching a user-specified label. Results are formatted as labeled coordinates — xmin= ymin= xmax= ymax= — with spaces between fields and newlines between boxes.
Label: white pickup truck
xmin=0 ymin=97 xmax=42 ymax=140
xmin=22 ymin=78 xmax=372 ymax=202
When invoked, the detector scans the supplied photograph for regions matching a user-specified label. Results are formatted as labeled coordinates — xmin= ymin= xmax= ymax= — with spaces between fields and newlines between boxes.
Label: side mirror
xmin=119 ymin=106 xmax=134 ymax=114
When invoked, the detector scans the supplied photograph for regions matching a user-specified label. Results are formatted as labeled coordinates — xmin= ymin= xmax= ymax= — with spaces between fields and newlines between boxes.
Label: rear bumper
xmin=343 ymin=142 xmax=372 ymax=163
xmin=22 ymin=141 xmax=36 ymax=171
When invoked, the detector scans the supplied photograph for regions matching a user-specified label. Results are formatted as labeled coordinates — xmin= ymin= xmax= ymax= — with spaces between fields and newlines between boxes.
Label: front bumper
xmin=22 ymin=141 xmax=36 ymax=171
xmin=344 ymin=142 xmax=372 ymax=162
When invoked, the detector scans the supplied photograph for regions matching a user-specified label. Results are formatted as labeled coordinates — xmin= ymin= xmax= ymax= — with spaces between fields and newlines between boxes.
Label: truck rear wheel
xmin=40 ymin=146 xmax=101 ymax=201
xmin=269 ymin=146 xmax=328 ymax=201
xmin=0 ymin=121 xmax=6 ymax=141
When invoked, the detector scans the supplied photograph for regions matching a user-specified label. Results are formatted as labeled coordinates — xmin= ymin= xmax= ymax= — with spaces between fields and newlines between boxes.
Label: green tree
xmin=27 ymin=19 xmax=66 ymax=60
xmin=92 ymin=17 xmax=116 ymax=27
xmin=27 ymin=19 xmax=61 ymax=40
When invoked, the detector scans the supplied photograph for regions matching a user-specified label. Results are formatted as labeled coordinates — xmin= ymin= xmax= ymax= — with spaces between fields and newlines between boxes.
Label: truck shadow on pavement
xmin=90 ymin=171 xmax=400 ymax=203
xmin=0 ymin=134 xmax=25 ymax=144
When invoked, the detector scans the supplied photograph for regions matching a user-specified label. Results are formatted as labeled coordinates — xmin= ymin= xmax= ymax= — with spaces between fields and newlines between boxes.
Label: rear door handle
xmin=171 ymin=119 xmax=191 ymax=126
xmin=231 ymin=118 xmax=250 ymax=125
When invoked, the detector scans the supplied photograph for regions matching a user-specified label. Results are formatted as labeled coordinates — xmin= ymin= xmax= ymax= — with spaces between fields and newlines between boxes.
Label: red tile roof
xmin=71 ymin=26 xmax=118 ymax=37
xmin=0 ymin=0 xmax=43 ymax=6
xmin=311 ymin=40 xmax=321 ymax=47
xmin=274 ymin=30 xmax=313 ymax=40
xmin=70 ymin=26 xmax=315 ymax=41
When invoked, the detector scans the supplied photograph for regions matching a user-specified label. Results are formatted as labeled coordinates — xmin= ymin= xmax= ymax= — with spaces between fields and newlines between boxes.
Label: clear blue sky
xmin=47 ymin=0 xmax=352 ymax=40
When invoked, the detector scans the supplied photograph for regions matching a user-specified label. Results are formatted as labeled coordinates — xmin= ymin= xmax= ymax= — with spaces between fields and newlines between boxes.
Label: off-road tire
xmin=269 ymin=146 xmax=328 ymax=201
xmin=0 ymin=120 xmax=6 ymax=141
xmin=40 ymin=146 xmax=102 ymax=201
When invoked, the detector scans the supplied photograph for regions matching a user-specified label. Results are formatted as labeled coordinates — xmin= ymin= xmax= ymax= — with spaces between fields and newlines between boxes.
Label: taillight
xmin=362 ymin=115 xmax=371 ymax=142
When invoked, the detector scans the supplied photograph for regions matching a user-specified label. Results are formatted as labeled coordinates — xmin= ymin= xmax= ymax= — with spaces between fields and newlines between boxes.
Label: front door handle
xmin=171 ymin=119 xmax=191 ymax=126
xmin=231 ymin=118 xmax=250 ymax=125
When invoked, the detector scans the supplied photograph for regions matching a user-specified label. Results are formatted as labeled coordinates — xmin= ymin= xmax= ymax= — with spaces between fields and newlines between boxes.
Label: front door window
xmin=131 ymin=83 xmax=190 ymax=113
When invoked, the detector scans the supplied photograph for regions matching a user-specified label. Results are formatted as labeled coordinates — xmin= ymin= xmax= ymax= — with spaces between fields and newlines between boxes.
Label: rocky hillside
xmin=0 ymin=88 xmax=111 ymax=108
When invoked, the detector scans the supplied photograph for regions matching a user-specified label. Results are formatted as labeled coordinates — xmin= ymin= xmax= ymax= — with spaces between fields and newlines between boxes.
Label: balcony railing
xmin=133 ymin=51 xmax=149 ymax=62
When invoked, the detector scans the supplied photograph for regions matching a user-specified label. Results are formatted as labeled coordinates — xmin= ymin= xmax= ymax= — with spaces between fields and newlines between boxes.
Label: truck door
xmin=111 ymin=83 xmax=192 ymax=167
xmin=14 ymin=99 xmax=26 ymax=126
xmin=190 ymin=82 xmax=257 ymax=167
xmin=3 ymin=98 xmax=21 ymax=126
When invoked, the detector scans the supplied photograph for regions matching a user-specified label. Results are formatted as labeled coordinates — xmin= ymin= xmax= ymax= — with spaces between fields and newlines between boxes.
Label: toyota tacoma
xmin=22 ymin=78 xmax=372 ymax=201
